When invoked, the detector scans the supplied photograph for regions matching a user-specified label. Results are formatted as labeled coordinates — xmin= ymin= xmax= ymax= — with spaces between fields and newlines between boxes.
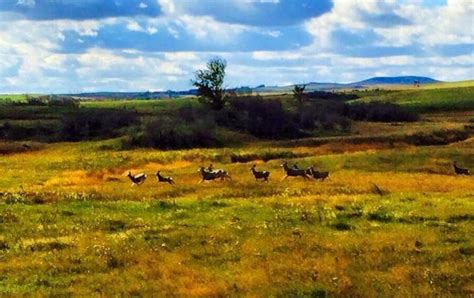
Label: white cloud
xmin=164 ymin=52 xmax=198 ymax=61
xmin=126 ymin=20 xmax=158 ymax=34
xmin=252 ymin=51 xmax=303 ymax=60
xmin=267 ymin=30 xmax=281 ymax=38
xmin=126 ymin=21 xmax=142 ymax=32
xmin=179 ymin=15 xmax=245 ymax=41
xmin=158 ymin=0 xmax=176 ymax=15
xmin=16 ymin=0 xmax=35 ymax=8
xmin=0 ymin=1 xmax=472 ymax=93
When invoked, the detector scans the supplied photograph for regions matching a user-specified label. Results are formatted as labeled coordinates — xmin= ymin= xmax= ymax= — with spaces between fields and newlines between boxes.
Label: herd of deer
xmin=127 ymin=160 xmax=470 ymax=187
xmin=126 ymin=160 xmax=333 ymax=187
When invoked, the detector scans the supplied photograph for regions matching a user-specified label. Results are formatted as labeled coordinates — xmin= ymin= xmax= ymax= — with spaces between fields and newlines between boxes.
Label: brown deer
xmin=127 ymin=171 xmax=147 ymax=186
xmin=156 ymin=171 xmax=175 ymax=185
xmin=453 ymin=162 xmax=470 ymax=176
xmin=198 ymin=166 xmax=232 ymax=183
xmin=280 ymin=161 xmax=310 ymax=180
xmin=306 ymin=167 xmax=330 ymax=181
xmin=251 ymin=164 xmax=270 ymax=182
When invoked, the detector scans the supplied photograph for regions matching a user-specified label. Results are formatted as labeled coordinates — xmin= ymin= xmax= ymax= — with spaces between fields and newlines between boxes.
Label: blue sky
xmin=0 ymin=0 xmax=472 ymax=93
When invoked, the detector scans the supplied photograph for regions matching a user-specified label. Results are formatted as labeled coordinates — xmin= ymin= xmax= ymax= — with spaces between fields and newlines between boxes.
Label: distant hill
xmin=248 ymin=76 xmax=440 ymax=94
xmin=351 ymin=76 xmax=440 ymax=86
xmin=63 ymin=89 xmax=197 ymax=100
xmin=57 ymin=76 xmax=442 ymax=99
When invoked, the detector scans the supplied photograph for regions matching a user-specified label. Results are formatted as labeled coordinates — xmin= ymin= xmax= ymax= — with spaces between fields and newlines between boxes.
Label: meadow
xmin=0 ymin=83 xmax=473 ymax=296
xmin=350 ymin=86 xmax=474 ymax=113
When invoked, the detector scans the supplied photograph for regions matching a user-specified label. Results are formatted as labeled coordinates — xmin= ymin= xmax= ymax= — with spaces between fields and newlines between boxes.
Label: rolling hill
xmin=351 ymin=76 xmax=440 ymax=86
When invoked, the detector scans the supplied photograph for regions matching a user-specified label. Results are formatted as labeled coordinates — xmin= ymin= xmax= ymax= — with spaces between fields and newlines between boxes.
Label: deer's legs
xmin=281 ymin=175 xmax=288 ymax=181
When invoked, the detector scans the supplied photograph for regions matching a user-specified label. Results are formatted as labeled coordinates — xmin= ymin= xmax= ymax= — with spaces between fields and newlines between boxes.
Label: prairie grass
xmin=352 ymin=86 xmax=474 ymax=113
xmin=0 ymin=89 xmax=473 ymax=295
xmin=0 ymin=131 xmax=472 ymax=296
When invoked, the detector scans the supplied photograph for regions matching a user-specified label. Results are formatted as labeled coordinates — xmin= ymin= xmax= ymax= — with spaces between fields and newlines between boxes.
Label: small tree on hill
xmin=293 ymin=84 xmax=306 ymax=105
xmin=192 ymin=57 xmax=227 ymax=110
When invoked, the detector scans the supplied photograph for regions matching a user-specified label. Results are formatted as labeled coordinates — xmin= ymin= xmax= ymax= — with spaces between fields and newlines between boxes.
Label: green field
xmin=0 ymin=85 xmax=473 ymax=296
xmin=351 ymin=84 xmax=474 ymax=113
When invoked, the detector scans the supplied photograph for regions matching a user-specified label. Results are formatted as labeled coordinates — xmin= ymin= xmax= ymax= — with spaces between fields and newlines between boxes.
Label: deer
xmin=198 ymin=166 xmax=232 ymax=183
xmin=280 ymin=160 xmax=310 ymax=180
xmin=251 ymin=164 xmax=270 ymax=182
xmin=156 ymin=171 xmax=175 ymax=185
xmin=453 ymin=162 xmax=470 ymax=176
xmin=127 ymin=171 xmax=147 ymax=186
xmin=306 ymin=166 xmax=330 ymax=181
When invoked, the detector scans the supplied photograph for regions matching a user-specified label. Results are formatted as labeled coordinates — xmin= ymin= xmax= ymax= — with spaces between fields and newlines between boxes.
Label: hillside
xmin=351 ymin=86 xmax=474 ymax=113
xmin=352 ymin=76 xmax=440 ymax=86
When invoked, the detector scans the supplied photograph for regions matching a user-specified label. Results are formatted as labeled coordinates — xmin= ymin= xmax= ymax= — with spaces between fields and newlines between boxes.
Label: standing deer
xmin=280 ymin=161 xmax=310 ymax=180
xmin=127 ymin=171 xmax=147 ymax=186
xmin=156 ymin=171 xmax=175 ymax=185
xmin=453 ymin=162 xmax=470 ymax=176
xmin=251 ymin=164 xmax=270 ymax=182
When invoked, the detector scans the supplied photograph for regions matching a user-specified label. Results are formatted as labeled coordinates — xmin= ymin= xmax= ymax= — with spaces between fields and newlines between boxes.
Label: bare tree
xmin=192 ymin=57 xmax=227 ymax=110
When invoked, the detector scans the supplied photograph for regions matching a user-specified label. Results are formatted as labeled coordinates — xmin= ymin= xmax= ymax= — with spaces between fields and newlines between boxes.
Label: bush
xmin=126 ymin=116 xmax=220 ymax=149
xmin=61 ymin=109 xmax=139 ymax=141
xmin=9 ymin=95 xmax=79 ymax=107
xmin=331 ymin=221 xmax=353 ymax=231
xmin=407 ymin=129 xmax=470 ymax=146
xmin=25 ymin=95 xmax=48 ymax=106
xmin=295 ymin=99 xmax=351 ymax=133
xmin=345 ymin=102 xmax=419 ymax=122
xmin=47 ymin=95 xmax=79 ymax=108
xmin=0 ymin=121 xmax=57 ymax=141
xmin=306 ymin=91 xmax=359 ymax=101
xmin=367 ymin=206 xmax=394 ymax=222
xmin=230 ymin=151 xmax=310 ymax=163
xmin=217 ymin=96 xmax=302 ymax=139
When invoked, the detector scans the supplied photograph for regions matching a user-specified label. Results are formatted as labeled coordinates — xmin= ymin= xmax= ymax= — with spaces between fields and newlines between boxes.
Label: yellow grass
xmin=0 ymin=119 xmax=473 ymax=296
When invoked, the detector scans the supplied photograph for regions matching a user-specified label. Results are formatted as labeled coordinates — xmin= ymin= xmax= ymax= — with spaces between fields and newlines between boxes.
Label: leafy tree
xmin=192 ymin=57 xmax=227 ymax=110
xmin=293 ymin=84 xmax=306 ymax=105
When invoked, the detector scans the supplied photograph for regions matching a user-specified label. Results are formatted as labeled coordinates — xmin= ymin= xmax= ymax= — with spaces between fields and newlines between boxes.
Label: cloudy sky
xmin=0 ymin=0 xmax=473 ymax=93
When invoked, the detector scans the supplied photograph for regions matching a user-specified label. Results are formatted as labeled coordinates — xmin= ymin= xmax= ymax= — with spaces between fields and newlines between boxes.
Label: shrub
xmin=296 ymin=100 xmax=351 ymax=132
xmin=331 ymin=220 xmax=353 ymax=231
xmin=367 ymin=206 xmax=394 ymax=222
xmin=0 ymin=240 xmax=9 ymax=250
xmin=459 ymin=245 xmax=474 ymax=256
xmin=26 ymin=95 xmax=48 ymax=106
xmin=345 ymin=102 xmax=419 ymax=122
xmin=218 ymin=96 xmax=301 ymax=139
xmin=27 ymin=241 xmax=70 ymax=252
xmin=61 ymin=109 xmax=139 ymax=141
xmin=126 ymin=116 xmax=220 ymax=149
xmin=306 ymin=91 xmax=359 ymax=101
xmin=0 ymin=121 xmax=57 ymax=141
xmin=230 ymin=151 xmax=310 ymax=163
xmin=407 ymin=129 xmax=470 ymax=146
xmin=47 ymin=95 xmax=79 ymax=108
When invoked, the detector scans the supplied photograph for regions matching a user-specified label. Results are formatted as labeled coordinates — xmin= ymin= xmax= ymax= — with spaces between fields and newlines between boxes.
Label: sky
xmin=0 ymin=0 xmax=473 ymax=93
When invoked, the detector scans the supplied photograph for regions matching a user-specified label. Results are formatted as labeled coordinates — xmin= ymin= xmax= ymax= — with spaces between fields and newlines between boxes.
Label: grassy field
xmin=0 ymin=94 xmax=40 ymax=103
xmin=0 ymin=87 xmax=473 ymax=296
xmin=351 ymin=86 xmax=474 ymax=113
xmin=0 ymin=134 xmax=473 ymax=295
